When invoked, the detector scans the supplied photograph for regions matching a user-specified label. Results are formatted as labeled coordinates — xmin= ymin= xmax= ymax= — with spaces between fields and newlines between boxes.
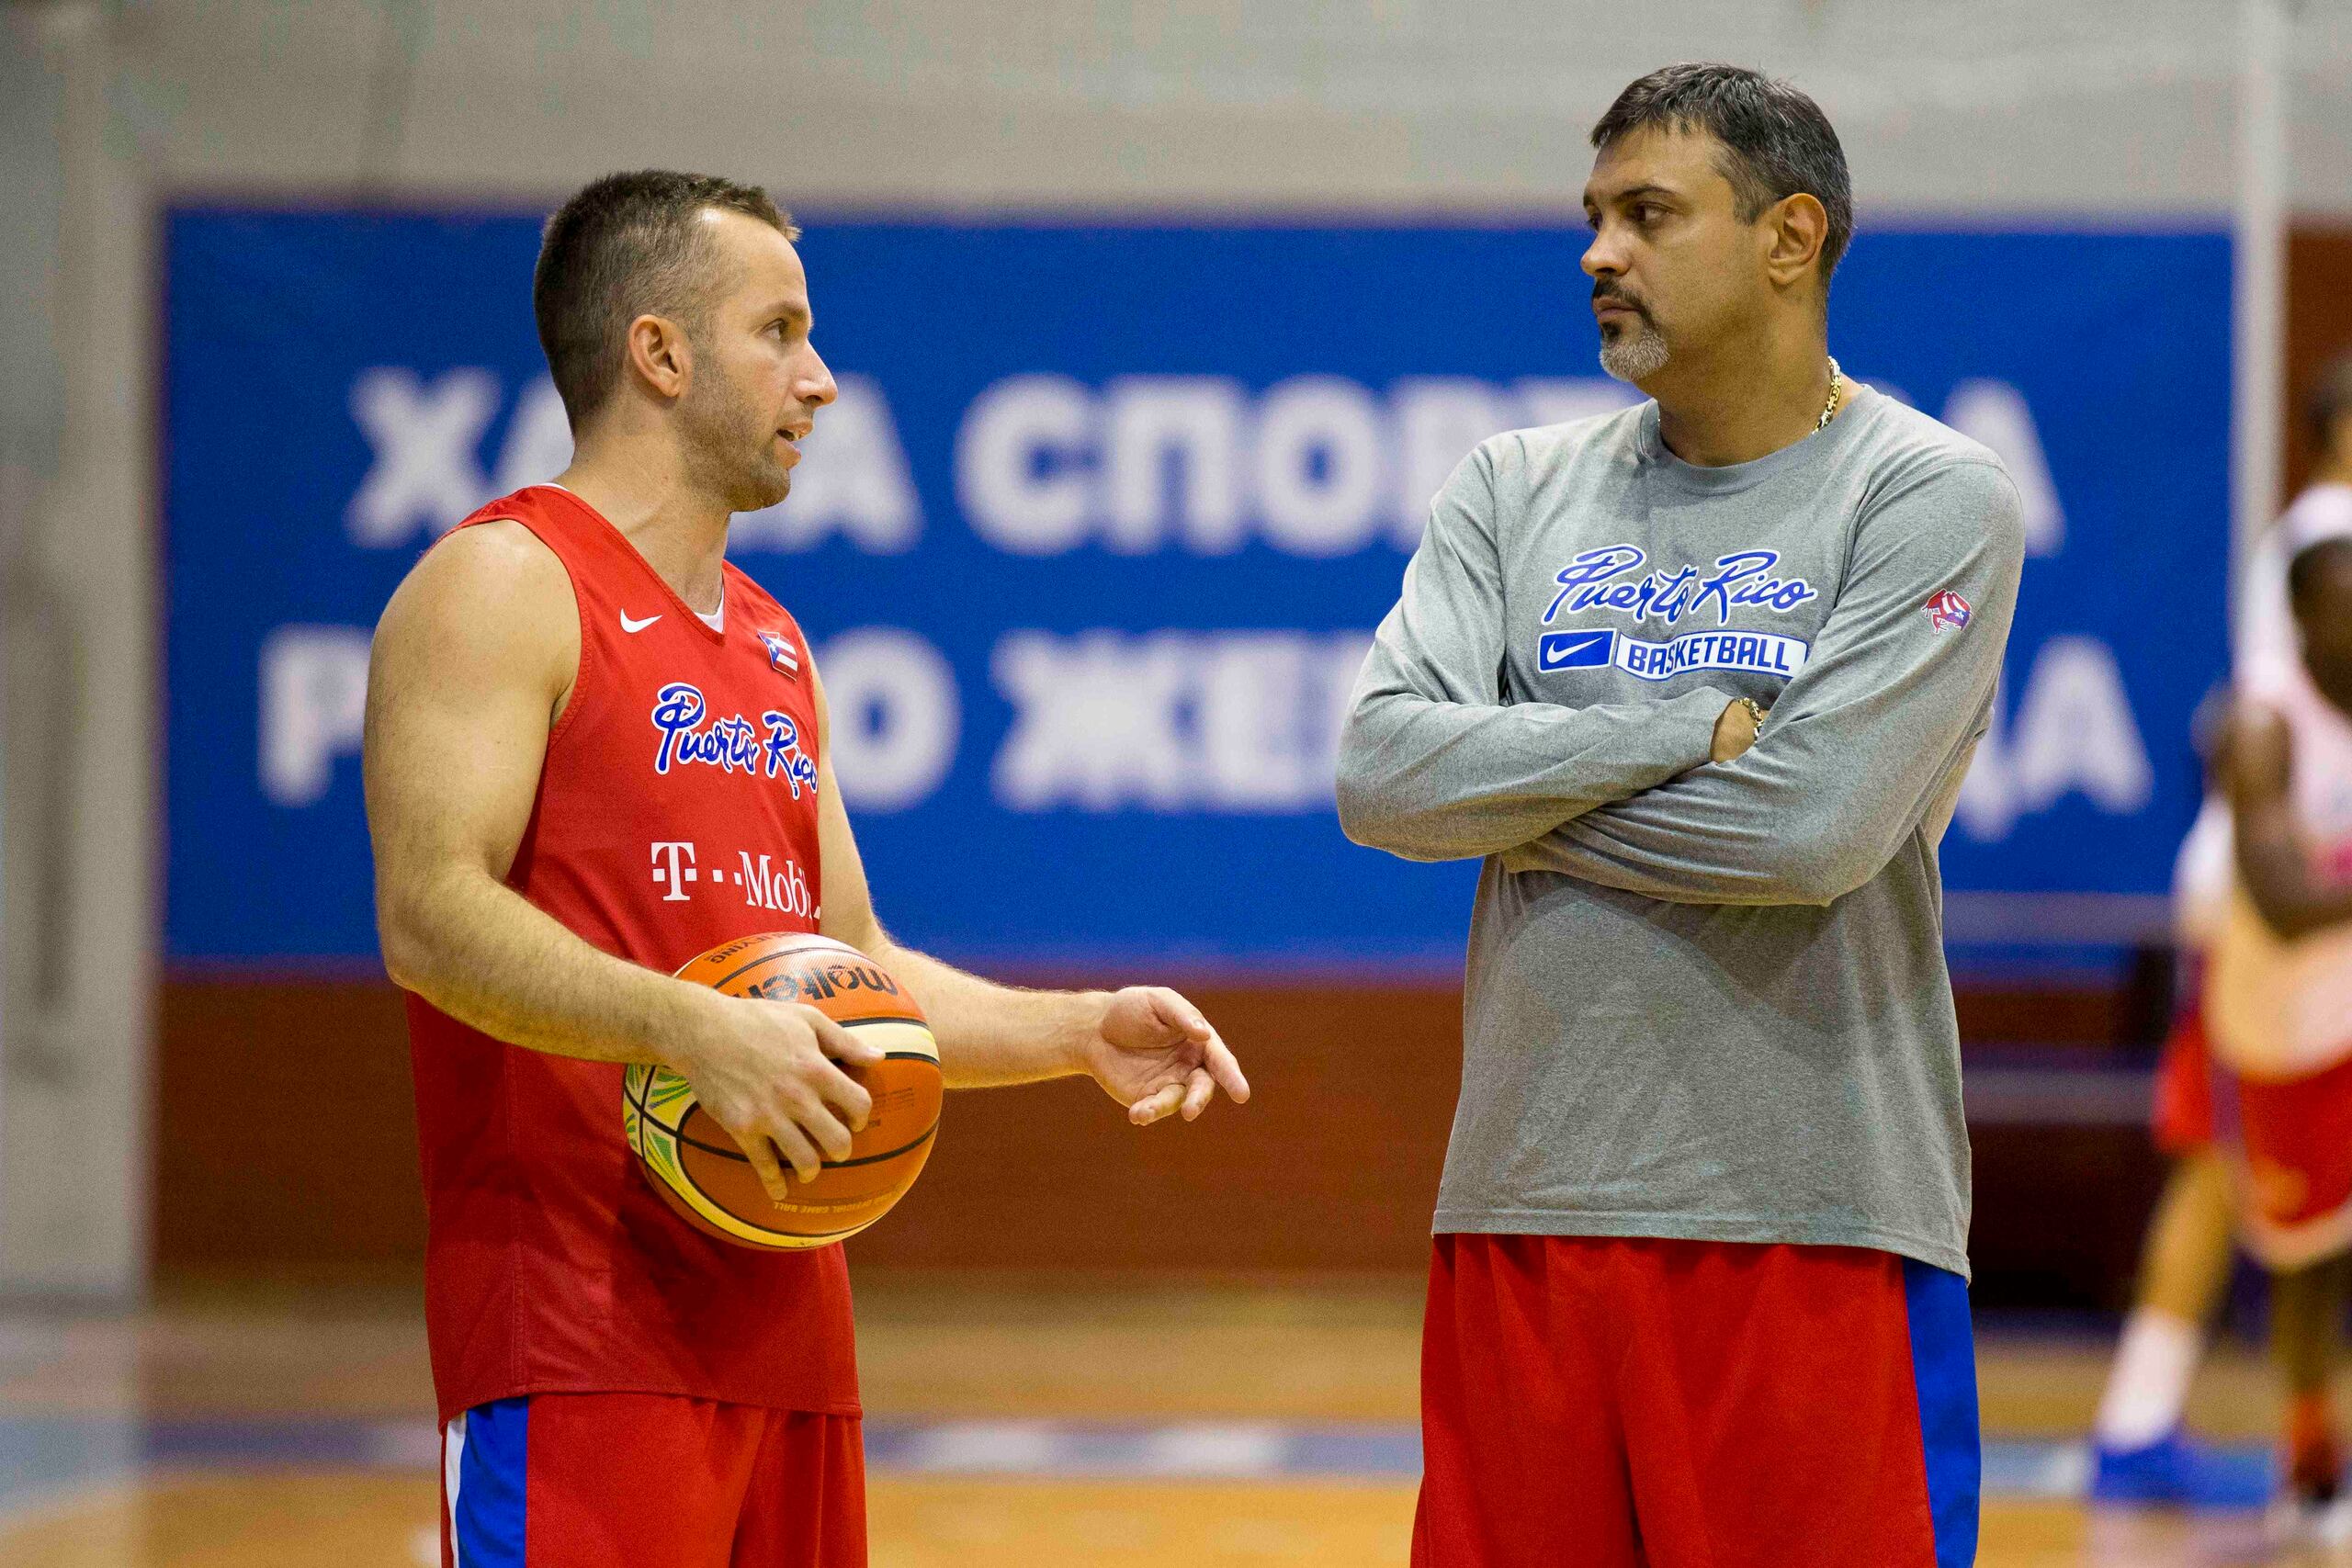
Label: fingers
xmin=1158 ymin=1022 xmax=1250 ymax=1119
xmin=808 ymin=1010 xmax=886 ymax=1070
xmin=1179 ymin=1066 xmax=1215 ymax=1121
xmin=1119 ymin=991 xmax=1247 ymax=1126
xmin=782 ymin=1086 xmax=856 ymax=1164
xmin=1128 ymin=1082 xmax=1185 ymax=1126
xmin=1175 ymin=1038 xmax=1250 ymax=1121
xmin=1149 ymin=987 xmax=1214 ymax=1042
xmin=767 ymin=1119 xmax=825 ymax=1187
xmin=794 ymin=1010 xmax=876 ymax=1131
xmin=1709 ymin=698 xmax=1760 ymax=763
xmin=1204 ymin=1032 xmax=1250 ymax=1105
xmin=719 ymin=1094 xmax=848 ymax=1196
xmin=808 ymin=1056 xmax=875 ymax=1133
xmin=741 ymin=1131 xmax=796 ymax=1203
xmin=1146 ymin=987 xmax=1247 ymax=1115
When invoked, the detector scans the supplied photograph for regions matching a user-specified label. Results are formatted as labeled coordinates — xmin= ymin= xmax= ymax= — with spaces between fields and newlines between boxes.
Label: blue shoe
xmin=2090 ymin=1428 xmax=2277 ymax=1509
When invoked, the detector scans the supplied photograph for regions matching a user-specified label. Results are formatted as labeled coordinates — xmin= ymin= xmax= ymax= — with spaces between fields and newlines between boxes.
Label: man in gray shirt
xmin=1338 ymin=65 xmax=2021 ymax=1568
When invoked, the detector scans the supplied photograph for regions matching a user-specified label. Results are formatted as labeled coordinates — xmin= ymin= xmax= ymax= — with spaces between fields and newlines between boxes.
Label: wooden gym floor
xmin=2 ymin=1275 xmax=2346 ymax=1566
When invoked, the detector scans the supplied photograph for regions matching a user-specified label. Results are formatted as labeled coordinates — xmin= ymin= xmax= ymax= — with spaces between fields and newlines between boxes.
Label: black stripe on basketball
xmin=674 ymin=1116 xmax=940 ymax=1170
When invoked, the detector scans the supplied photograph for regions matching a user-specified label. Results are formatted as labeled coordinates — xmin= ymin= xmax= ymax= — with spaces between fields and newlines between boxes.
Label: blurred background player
xmin=1338 ymin=65 xmax=2021 ymax=1567
xmin=2206 ymin=531 xmax=2352 ymax=1521
xmin=2084 ymin=713 xmax=2243 ymax=1503
xmin=363 ymin=171 xmax=1249 ymax=1566
xmin=2092 ymin=354 xmax=2352 ymax=1505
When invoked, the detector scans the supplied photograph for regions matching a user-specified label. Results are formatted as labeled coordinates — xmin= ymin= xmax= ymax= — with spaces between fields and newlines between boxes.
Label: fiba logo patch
xmin=1925 ymin=590 xmax=1973 ymax=632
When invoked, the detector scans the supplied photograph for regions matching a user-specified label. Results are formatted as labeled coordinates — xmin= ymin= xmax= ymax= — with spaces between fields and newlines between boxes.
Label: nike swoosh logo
xmin=619 ymin=611 xmax=662 ymax=634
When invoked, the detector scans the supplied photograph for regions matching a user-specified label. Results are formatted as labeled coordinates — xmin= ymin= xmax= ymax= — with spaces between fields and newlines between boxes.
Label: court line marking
xmin=0 ymin=1417 xmax=2281 ymax=1510
xmin=0 ymin=1472 xmax=180 ymax=1529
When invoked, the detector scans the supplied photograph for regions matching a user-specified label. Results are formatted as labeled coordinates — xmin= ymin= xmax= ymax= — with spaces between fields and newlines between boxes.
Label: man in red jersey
xmin=362 ymin=171 xmax=1250 ymax=1568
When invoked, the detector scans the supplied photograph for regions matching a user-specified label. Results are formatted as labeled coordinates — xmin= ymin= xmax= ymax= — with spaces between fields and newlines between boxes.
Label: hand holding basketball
xmin=669 ymin=988 xmax=885 ymax=1201
xmin=1080 ymin=987 xmax=1250 ymax=1127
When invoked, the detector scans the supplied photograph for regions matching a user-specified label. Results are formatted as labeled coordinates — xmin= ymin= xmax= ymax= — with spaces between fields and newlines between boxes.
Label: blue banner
xmin=164 ymin=209 xmax=2231 ymax=973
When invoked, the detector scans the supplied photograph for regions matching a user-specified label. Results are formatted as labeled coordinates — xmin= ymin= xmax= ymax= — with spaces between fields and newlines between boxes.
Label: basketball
xmin=624 ymin=933 xmax=943 ymax=1249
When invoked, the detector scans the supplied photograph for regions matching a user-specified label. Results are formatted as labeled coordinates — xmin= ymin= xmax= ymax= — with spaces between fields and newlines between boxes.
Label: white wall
xmin=3 ymin=0 xmax=2347 ymax=1297
xmin=97 ymin=0 xmax=2352 ymax=214
xmin=2 ymin=3 xmax=154 ymax=1300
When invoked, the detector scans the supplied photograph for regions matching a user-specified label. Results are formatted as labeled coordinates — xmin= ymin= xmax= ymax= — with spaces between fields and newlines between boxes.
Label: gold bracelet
xmin=1739 ymin=697 xmax=1766 ymax=729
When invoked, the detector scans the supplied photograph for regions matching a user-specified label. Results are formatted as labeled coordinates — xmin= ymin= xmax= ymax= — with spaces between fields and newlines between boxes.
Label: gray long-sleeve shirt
xmin=1336 ymin=386 xmax=2023 ymax=1277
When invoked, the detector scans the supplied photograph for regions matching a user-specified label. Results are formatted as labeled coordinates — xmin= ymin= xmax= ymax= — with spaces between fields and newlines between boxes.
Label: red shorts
xmin=2214 ymin=1052 xmax=2352 ymax=1267
xmin=438 ymin=1393 xmax=865 ymax=1567
xmin=1414 ymin=1235 xmax=1977 ymax=1568
xmin=2152 ymin=1000 xmax=2217 ymax=1155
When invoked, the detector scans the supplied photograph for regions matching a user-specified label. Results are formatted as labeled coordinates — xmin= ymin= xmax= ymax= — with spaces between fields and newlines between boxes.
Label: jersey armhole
xmin=546 ymin=562 xmax=593 ymax=750
xmin=808 ymin=633 xmax=825 ymax=763
xmin=447 ymin=514 xmax=592 ymax=750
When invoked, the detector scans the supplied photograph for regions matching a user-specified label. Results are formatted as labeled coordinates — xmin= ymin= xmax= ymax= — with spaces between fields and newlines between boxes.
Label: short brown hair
xmin=533 ymin=170 xmax=798 ymax=424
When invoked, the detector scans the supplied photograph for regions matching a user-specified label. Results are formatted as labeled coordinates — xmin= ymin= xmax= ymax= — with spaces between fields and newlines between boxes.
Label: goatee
xmin=1599 ymin=321 xmax=1670 ymax=383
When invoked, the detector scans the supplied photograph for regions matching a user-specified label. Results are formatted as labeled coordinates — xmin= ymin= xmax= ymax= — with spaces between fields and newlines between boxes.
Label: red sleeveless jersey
xmin=403 ymin=484 xmax=856 ymax=1424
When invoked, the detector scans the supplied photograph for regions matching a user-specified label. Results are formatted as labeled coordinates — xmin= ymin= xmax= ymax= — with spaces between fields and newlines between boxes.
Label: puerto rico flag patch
xmin=1925 ymin=590 xmax=1973 ymax=632
xmin=759 ymin=630 xmax=802 ymax=675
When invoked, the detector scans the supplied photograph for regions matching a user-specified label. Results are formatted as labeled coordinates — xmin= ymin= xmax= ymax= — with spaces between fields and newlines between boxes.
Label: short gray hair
xmin=1591 ymin=63 xmax=1853 ymax=286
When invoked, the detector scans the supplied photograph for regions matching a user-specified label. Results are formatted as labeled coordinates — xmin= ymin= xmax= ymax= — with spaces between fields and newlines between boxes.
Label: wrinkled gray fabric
xmin=1337 ymin=387 xmax=2023 ymax=1276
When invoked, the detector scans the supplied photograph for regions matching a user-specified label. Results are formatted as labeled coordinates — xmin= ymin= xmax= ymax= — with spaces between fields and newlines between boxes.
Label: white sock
xmin=2095 ymin=1308 xmax=2202 ymax=1449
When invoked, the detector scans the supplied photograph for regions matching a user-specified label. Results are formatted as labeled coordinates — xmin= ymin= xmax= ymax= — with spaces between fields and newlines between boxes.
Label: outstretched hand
xmin=1079 ymin=987 xmax=1251 ymax=1127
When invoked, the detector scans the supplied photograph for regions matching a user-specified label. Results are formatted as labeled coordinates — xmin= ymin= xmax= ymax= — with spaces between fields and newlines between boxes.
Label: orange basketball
xmin=624 ymin=933 xmax=942 ymax=1249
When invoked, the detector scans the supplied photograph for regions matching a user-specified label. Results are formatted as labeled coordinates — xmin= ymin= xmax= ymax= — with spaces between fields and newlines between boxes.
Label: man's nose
xmin=800 ymin=347 xmax=839 ymax=407
xmin=1581 ymin=227 xmax=1624 ymax=280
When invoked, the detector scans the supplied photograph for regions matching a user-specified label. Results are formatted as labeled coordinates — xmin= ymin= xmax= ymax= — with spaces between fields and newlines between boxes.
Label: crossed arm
xmin=365 ymin=523 xmax=1245 ymax=1206
xmin=1337 ymin=444 xmax=2025 ymax=906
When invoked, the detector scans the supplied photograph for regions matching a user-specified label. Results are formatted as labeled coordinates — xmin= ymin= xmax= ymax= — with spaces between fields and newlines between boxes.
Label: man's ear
xmin=623 ymin=313 xmax=693 ymax=401
xmin=1762 ymin=192 xmax=1829 ymax=293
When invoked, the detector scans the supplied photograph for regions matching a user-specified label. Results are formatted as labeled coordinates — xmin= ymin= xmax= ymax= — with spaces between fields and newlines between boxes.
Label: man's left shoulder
xmin=1850 ymin=398 xmax=2024 ymax=547
xmin=723 ymin=558 xmax=799 ymax=624
xmin=1853 ymin=394 xmax=2010 ymax=490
